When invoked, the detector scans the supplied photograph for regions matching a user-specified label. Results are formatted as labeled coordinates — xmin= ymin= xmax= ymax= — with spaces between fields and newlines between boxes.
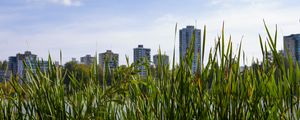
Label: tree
xmin=64 ymin=61 xmax=77 ymax=72
xmin=64 ymin=61 xmax=90 ymax=85
xmin=0 ymin=60 xmax=8 ymax=70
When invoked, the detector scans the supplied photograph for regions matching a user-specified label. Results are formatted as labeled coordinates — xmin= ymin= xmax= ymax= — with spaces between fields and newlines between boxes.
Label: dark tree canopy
xmin=0 ymin=60 xmax=8 ymax=71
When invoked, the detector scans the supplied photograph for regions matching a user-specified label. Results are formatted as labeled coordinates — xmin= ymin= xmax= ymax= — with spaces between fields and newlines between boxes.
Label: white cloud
xmin=27 ymin=0 xmax=82 ymax=6
xmin=60 ymin=0 xmax=81 ymax=6
xmin=151 ymin=0 xmax=299 ymax=65
xmin=201 ymin=0 xmax=300 ymax=65
xmin=208 ymin=0 xmax=282 ymax=8
xmin=1 ymin=0 xmax=299 ymax=66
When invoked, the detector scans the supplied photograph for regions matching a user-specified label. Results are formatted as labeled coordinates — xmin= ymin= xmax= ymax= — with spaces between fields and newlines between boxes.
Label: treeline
xmin=0 ymin=61 xmax=8 ymax=71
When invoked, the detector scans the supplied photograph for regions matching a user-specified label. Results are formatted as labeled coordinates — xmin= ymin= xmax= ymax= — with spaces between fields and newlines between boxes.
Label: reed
xmin=0 ymin=23 xmax=299 ymax=119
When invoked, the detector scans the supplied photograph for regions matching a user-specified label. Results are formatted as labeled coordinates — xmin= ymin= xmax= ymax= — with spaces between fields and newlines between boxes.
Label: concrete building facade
xmin=284 ymin=34 xmax=300 ymax=64
xmin=8 ymin=51 xmax=48 ymax=78
xmin=153 ymin=54 xmax=169 ymax=67
xmin=179 ymin=26 xmax=201 ymax=73
xmin=80 ymin=54 xmax=94 ymax=65
xmin=133 ymin=45 xmax=151 ymax=77
xmin=99 ymin=50 xmax=119 ymax=70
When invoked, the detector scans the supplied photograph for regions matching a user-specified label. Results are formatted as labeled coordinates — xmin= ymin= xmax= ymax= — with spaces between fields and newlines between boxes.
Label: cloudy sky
xmin=0 ymin=0 xmax=299 ymax=65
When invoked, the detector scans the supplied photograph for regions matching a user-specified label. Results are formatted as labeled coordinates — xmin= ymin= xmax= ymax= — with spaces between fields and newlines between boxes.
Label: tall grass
xmin=0 ymin=23 xmax=300 ymax=119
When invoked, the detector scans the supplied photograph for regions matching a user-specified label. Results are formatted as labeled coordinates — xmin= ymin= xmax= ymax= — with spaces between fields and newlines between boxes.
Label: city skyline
xmin=0 ymin=0 xmax=300 ymax=65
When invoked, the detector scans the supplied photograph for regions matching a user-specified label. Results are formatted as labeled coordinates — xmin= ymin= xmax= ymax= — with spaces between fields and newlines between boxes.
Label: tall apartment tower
xmin=80 ymin=54 xmax=94 ymax=65
xmin=133 ymin=45 xmax=151 ymax=77
xmin=284 ymin=34 xmax=300 ymax=64
xmin=99 ymin=50 xmax=119 ymax=70
xmin=8 ymin=51 xmax=48 ymax=78
xmin=179 ymin=26 xmax=201 ymax=73
xmin=153 ymin=54 xmax=169 ymax=67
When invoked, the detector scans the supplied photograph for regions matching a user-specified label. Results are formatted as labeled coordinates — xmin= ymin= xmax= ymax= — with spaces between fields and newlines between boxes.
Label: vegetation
xmin=63 ymin=61 xmax=101 ymax=85
xmin=0 ymin=60 xmax=8 ymax=71
xmin=0 ymin=22 xmax=300 ymax=119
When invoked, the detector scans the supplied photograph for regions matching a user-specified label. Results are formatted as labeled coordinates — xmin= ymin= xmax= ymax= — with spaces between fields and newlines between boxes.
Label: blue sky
xmin=0 ymin=0 xmax=299 ymax=65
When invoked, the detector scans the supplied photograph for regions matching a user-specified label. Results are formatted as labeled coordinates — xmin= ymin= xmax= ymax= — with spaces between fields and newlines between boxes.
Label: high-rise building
xmin=134 ymin=45 xmax=151 ymax=77
xmin=8 ymin=56 xmax=18 ymax=76
xmin=284 ymin=34 xmax=300 ymax=64
xmin=99 ymin=50 xmax=119 ymax=70
xmin=8 ymin=51 xmax=48 ymax=78
xmin=153 ymin=54 xmax=169 ymax=67
xmin=0 ymin=70 xmax=10 ymax=82
xmin=0 ymin=70 xmax=5 ymax=82
xmin=80 ymin=54 xmax=94 ymax=65
xmin=71 ymin=58 xmax=77 ymax=63
xmin=179 ymin=26 xmax=201 ymax=73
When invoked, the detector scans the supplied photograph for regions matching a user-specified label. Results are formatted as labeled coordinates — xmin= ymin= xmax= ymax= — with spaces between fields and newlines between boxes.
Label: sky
xmin=0 ymin=0 xmax=299 ymax=65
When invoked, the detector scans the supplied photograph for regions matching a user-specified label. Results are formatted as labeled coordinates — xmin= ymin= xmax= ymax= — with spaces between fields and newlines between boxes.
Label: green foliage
xmin=0 ymin=60 xmax=8 ymax=71
xmin=0 ymin=23 xmax=300 ymax=119
xmin=65 ymin=61 xmax=90 ymax=82
xmin=63 ymin=61 xmax=104 ymax=85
